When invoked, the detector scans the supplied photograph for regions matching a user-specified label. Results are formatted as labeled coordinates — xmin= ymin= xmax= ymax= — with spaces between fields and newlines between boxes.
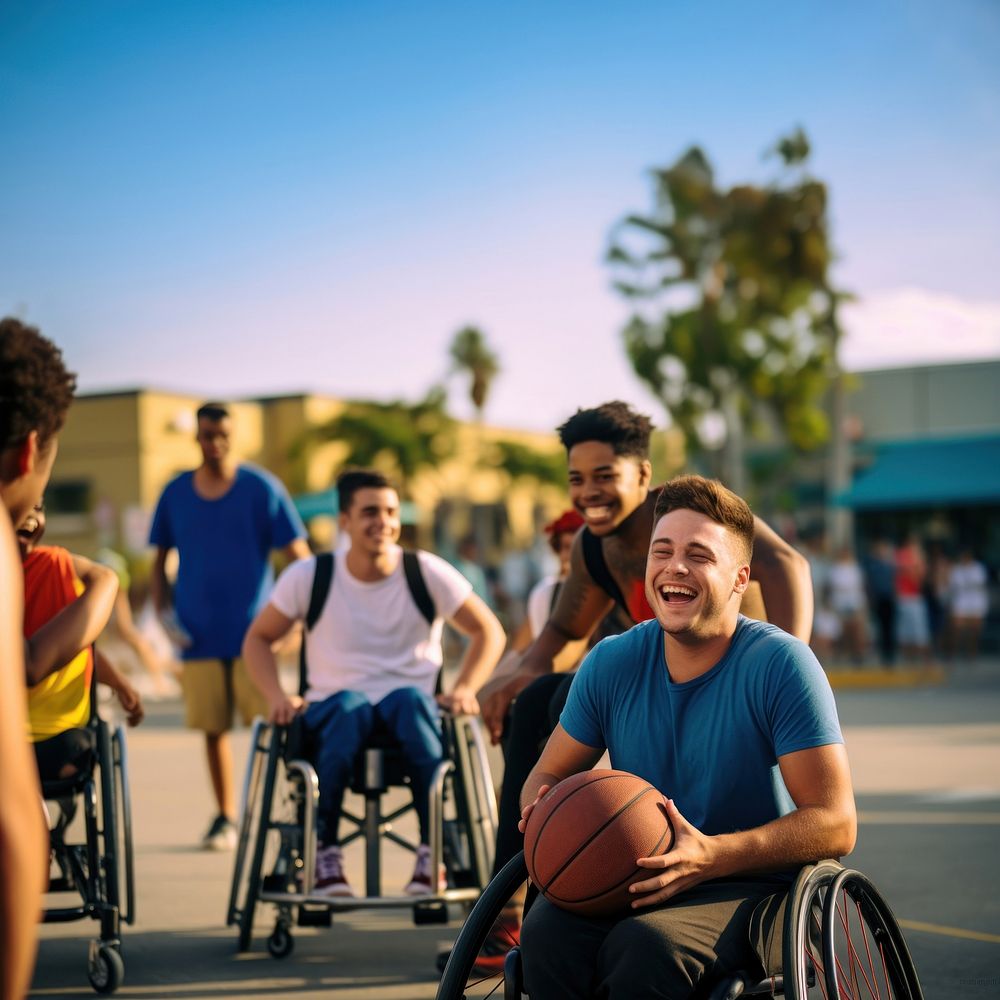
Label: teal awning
xmin=293 ymin=488 xmax=418 ymax=523
xmin=836 ymin=435 xmax=1000 ymax=510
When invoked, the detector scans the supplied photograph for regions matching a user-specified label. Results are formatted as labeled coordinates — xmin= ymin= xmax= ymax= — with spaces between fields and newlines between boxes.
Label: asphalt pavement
xmin=29 ymin=657 xmax=1000 ymax=999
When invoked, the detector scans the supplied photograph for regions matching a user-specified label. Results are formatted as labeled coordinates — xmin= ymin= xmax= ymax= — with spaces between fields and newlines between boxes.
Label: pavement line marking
xmin=858 ymin=810 xmax=1000 ymax=825
xmin=919 ymin=788 xmax=1000 ymax=804
xmin=898 ymin=918 xmax=1000 ymax=944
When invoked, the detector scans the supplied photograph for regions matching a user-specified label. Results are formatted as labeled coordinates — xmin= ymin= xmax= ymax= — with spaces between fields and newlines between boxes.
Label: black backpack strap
xmin=581 ymin=528 xmax=628 ymax=614
xmin=305 ymin=553 xmax=334 ymax=631
xmin=299 ymin=553 xmax=334 ymax=696
xmin=402 ymin=550 xmax=435 ymax=626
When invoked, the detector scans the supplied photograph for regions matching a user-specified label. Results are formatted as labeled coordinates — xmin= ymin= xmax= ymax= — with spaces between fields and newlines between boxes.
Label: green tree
xmin=607 ymin=128 xmax=844 ymax=493
xmin=449 ymin=326 xmax=501 ymax=422
xmin=295 ymin=387 xmax=457 ymax=494
xmin=492 ymin=439 xmax=566 ymax=488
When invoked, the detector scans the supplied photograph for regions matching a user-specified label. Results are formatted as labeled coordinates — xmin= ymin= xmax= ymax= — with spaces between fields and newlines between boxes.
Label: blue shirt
xmin=560 ymin=616 xmax=843 ymax=839
xmin=149 ymin=465 xmax=305 ymax=659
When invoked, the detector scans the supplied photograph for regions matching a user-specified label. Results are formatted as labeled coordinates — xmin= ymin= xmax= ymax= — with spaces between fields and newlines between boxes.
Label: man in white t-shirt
xmin=243 ymin=470 xmax=506 ymax=898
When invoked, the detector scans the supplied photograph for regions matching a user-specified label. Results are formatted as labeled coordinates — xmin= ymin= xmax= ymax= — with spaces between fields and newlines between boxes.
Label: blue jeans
xmin=302 ymin=687 xmax=443 ymax=846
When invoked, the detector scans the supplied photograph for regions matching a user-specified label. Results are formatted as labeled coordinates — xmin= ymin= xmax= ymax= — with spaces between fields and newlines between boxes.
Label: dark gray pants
xmin=520 ymin=877 xmax=788 ymax=999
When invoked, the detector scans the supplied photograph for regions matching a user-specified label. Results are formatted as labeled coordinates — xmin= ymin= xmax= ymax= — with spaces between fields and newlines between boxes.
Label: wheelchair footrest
xmin=412 ymin=900 xmax=449 ymax=925
xmin=298 ymin=906 xmax=333 ymax=928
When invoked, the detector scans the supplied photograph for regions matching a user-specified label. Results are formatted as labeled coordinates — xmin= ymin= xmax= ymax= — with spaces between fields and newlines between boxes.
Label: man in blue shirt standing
xmin=518 ymin=475 xmax=855 ymax=998
xmin=150 ymin=402 xmax=309 ymax=849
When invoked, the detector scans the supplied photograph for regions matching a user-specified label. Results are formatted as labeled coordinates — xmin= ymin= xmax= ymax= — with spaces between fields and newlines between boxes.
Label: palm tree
xmin=449 ymin=326 xmax=500 ymax=422
xmin=293 ymin=387 xmax=456 ymax=495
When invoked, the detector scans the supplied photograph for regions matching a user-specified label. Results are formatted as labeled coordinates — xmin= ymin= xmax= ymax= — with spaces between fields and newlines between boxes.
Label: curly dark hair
xmin=556 ymin=401 xmax=653 ymax=459
xmin=0 ymin=318 xmax=77 ymax=453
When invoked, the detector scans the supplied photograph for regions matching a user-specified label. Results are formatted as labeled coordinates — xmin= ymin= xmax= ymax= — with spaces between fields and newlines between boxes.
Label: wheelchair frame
xmin=227 ymin=711 xmax=499 ymax=957
xmin=436 ymin=854 xmax=924 ymax=1000
xmin=41 ymin=716 xmax=135 ymax=996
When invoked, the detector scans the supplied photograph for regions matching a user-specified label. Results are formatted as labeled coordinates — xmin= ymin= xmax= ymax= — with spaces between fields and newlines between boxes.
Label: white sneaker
xmin=201 ymin=815 xmax=237 ymax=851
xmin=314 ymin=844 xmax=355 ymax=898
xmin=404 ymin=844 xmax=447 ymax=896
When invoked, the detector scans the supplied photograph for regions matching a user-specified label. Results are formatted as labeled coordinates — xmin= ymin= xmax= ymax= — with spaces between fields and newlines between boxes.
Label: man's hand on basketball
xmin=629 ymin=798 xmax=718 ymax=908
xmin=517 ymin=784 xmax=551 ymax=834
xmin=437 ymin=684 xmax=479 ymax=716
xmin=269 ymin=694 xmax=304 ymax=727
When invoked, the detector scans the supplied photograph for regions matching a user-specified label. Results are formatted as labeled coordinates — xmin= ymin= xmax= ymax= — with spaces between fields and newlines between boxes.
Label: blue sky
xmin=2 ymin=0 xmax=998 ymax=430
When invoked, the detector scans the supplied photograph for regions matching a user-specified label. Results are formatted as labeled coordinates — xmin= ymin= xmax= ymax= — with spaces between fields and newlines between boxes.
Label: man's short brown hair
xmin=336 ymin=468 xmax=395 ymax=513
xmin=653 ymin=475 xmax=754 ymax=563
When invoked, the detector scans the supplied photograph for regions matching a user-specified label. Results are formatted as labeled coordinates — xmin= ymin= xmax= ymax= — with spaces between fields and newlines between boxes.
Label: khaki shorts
xmin=180 ymin=658 xmax=267 ymax=734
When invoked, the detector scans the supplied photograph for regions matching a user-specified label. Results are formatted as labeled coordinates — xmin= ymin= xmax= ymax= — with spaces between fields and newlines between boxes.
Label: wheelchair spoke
xmin=807 ymin=900 xmax=831 ymax=999
xmin=805 ymin=943 xmax=830 ymax=999
xmin=853 ymin=896 xmax=881 ymax=1000
xmin=878 ymin=937 xmax=893 ymax=1000
xmin=833 ymin=894 xmax=859 ymax=1000
xmin=462 ymin=970 xmax=506 ymax=996
xmin=823 ymin=871 xmax=922 ymax=1000
xmin=832 ymin=890 xmax=875 ymax=1000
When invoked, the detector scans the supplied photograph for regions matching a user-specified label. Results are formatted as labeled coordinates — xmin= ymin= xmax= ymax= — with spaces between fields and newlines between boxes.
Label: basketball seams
xmin=545 ymin=809 xmax=675 ymax=907
xmin=527 ymin=771 xmax=629 ymax=885
xmin=536 ymin=784 xmax=658 ymax=896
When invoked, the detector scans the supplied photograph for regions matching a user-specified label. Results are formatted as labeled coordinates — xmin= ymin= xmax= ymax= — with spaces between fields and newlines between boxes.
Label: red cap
xmin=544 ymin=510 xmax=585 ymax=537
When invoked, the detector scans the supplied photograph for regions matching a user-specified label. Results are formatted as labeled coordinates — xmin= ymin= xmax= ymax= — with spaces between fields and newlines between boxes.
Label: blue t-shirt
xmin=149 ymin=465 xmax=305 ymax=659
xmin=560 ymin=616 xmax=843 ymax=839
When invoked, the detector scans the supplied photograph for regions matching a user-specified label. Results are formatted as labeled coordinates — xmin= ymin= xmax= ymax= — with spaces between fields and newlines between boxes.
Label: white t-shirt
xmin=949 ymin=561 xmax=988 ymax=618
xmin=526 ymin=575 xmax=561 ymax=639
xmin=828 ymin=561 xmax=866 ymax=615
xmin=269 ymin=547 xmax=472 ymax=704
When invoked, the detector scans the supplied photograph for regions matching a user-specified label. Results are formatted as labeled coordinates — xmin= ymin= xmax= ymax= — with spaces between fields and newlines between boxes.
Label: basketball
xmin=523 ymin=769 xmax=674 ymax=917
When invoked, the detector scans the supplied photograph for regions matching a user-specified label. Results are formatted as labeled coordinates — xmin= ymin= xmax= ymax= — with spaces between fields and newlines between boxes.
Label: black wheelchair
xmin=40 ymin=716 xmax=135 ymax=995
xmin=226 ymin=709 xmax=499 ymax=957
xmin=437 ymin=854 xmax=924 ymax=999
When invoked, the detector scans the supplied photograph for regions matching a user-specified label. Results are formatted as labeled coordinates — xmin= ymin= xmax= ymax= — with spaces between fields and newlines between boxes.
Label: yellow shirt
xmin=23 ymin=546 xmax=93 ymax=741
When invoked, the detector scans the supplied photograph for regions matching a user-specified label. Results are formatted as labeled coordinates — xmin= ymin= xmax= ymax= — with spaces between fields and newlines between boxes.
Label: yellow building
xmin=43 ymin=389 xmax=577 ymax=572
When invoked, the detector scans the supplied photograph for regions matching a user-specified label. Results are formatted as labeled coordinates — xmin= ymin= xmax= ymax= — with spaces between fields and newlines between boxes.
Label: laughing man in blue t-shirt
xmin=150 ymin=402 xmax=309 ymax=850
xmin=518 ymin=475 xmax=856 ymax=999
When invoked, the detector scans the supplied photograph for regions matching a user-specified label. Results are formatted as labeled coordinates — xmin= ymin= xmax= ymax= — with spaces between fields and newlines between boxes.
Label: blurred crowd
xmin=803 ymin=533 xmax=993 ymax=667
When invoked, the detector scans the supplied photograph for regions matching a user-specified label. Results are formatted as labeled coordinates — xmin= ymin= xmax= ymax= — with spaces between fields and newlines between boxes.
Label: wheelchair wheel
xmin=783 ymin=859 xmax=843 ymax=999
xmin=88 ymin=942 xmax=124 ymax=995
xmin=227 ymin=719 xmax=270 ymax=936
xmin=112 ymin=726 xmax=135 ymax=924
xmin=437 ymin=852 xmax=528 ymax=1000
xmin=821 ymin=868 xmax=923 ymax=999
xmin=447 ymin=715 xmax=498 ymax=891
xmin=233 ymin=725 xmax=306 ymax=951
xmin=96 ymin=720 xmax=121 ymax=914
xmin=233 ymin=723 xmax=282 ymax=951
xmin=267 ymin=922 xmax=295 ymax=958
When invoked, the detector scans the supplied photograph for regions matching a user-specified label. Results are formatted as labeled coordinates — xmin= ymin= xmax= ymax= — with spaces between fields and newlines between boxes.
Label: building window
xmin=45 ymin=479 xmax=92 ymax=515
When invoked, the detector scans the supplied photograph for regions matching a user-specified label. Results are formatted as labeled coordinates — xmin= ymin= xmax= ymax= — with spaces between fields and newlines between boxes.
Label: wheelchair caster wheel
xmin=413 ymin=900 xmax=449 ymax=925
xmin=88 ymin=943 xmax=125 ymax=994
xmin=267 ymin=925 xmax=295 ymax=959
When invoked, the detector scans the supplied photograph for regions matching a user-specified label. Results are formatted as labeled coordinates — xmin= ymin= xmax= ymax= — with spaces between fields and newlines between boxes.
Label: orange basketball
xmin=523 ymin=769 xmax=674 ymax=917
